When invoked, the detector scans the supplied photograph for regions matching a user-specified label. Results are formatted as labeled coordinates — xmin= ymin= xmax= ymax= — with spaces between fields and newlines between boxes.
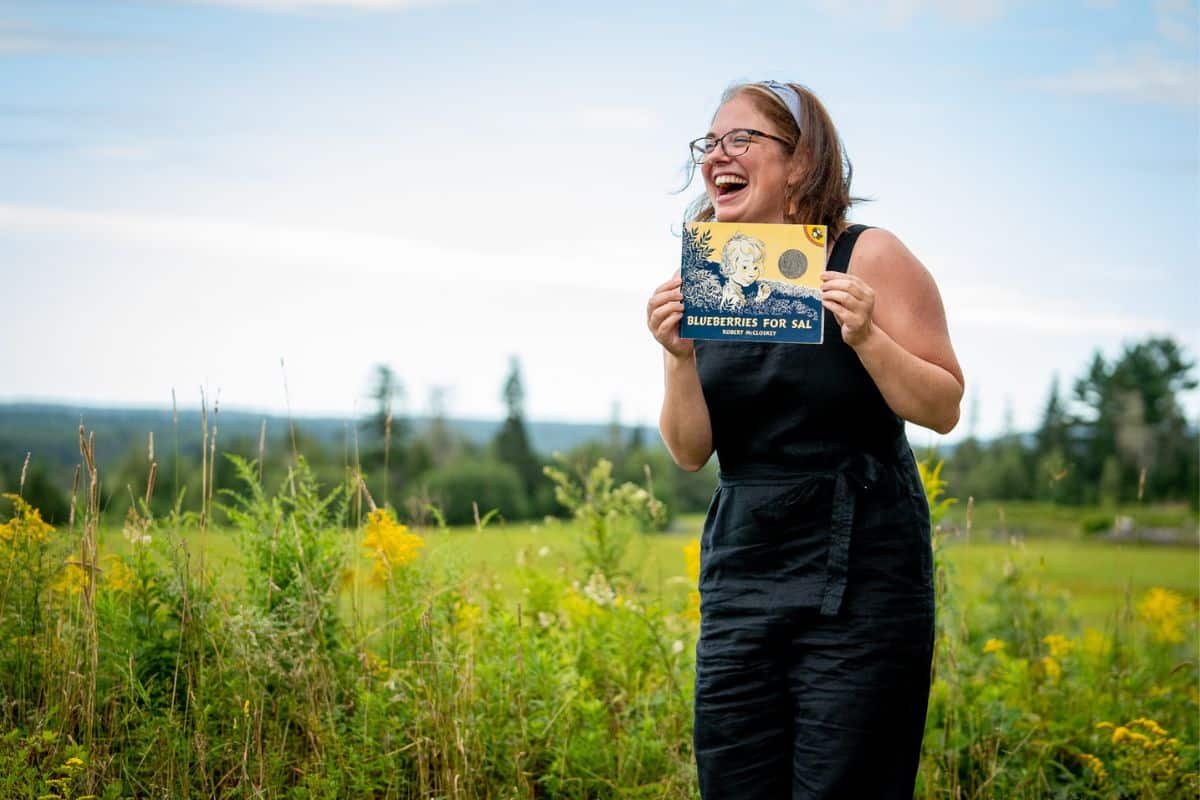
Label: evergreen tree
xmin=492 ymin=357 xmax=542 ymax=499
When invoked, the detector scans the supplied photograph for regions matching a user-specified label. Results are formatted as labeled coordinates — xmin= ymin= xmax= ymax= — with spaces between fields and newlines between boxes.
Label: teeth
xmin=714 ymin=174 xmax=748 ymax=187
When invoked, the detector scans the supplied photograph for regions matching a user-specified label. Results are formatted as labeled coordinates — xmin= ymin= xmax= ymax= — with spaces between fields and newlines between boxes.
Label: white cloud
xmin=1029 ymin=47 xmax=1200 ymax=108
xmin=1155 ymin=0 xmax=1198 ymax=48
xmin=0 ymin=204 xmax=641 ymax=293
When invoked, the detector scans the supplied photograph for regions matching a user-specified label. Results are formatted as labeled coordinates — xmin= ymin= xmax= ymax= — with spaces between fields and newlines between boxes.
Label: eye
xmin=729 ymin=133 xmax=753 ymax=148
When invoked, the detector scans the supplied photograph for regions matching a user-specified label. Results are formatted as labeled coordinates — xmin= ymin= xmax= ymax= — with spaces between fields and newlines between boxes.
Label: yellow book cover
xmin=680 ymin=221 xmax=827 ymax=344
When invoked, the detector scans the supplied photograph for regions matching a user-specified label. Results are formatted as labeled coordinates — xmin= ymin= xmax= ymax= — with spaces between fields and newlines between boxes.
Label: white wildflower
xmin=583 ymin=571 xmax=617 ymax=607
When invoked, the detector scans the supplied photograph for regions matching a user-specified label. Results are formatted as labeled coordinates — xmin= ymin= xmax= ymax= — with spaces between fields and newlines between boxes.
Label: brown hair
xmin=685 ymin=82 xmax=859 ymax=240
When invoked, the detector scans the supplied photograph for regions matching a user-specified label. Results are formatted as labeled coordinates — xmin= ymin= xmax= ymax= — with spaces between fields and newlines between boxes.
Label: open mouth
xmin=714 ymin=174 xmax=748 ymax=202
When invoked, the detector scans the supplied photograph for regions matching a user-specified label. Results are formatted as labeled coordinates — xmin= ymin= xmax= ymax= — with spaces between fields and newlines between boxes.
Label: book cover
xmin=679 ymin=221 xmax=827 ymax=344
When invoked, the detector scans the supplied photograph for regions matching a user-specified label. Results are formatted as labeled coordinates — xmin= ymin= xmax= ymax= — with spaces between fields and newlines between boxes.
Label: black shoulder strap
xmin=827 ymin=224 xmax=872 ymax=273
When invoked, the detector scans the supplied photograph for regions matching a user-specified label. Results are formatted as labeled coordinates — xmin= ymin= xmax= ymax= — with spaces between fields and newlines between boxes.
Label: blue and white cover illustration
xmin=680 ymin=221 xmax=827 ymax=344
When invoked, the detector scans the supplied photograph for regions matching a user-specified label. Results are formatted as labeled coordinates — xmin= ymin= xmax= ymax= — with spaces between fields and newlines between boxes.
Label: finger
xmin=821 ymin=290 xmax=860 ymax=308
xmin=657 ymin=311 xmax=683 ymax=341
xmin=821 ymin=298 xmax=847 ymax=325
xmin=647 ymin=289 xmax=683 ymax=315
xmin=820 ymin=279 xmax=864 ymax=300
xmin=649 ymin=301 xmax=684 ymax=328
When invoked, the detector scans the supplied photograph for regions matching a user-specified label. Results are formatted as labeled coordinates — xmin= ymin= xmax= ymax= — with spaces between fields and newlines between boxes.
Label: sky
xmin=1 ymin=0 xmax=1197 ymax=447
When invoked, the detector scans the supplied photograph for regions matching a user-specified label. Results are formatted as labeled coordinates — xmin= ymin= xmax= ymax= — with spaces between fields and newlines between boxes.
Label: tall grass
xmin=0 ymin=429 xmax=1195 ymax=798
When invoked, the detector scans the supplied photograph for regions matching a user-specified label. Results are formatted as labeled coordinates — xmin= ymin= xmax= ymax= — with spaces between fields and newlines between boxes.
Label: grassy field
xmin=107 ymin=510 xmax=1199 ymax=631
xmin=5 ymin=474 xmax=1197 ymax=799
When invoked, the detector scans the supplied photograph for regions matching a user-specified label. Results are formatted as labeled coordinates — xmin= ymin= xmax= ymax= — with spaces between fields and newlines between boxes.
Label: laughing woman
xmin=645 ymin=81 xmax=963 ymax=798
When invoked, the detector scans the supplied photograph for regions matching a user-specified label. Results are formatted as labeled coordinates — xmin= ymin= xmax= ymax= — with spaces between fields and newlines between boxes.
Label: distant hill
xmin=0 ymin=402 xmax=659 ymax=476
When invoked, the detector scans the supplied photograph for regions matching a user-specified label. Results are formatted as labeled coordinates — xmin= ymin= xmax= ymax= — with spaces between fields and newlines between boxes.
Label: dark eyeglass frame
xmin=688 ymin=128 xmax=792 ymax=164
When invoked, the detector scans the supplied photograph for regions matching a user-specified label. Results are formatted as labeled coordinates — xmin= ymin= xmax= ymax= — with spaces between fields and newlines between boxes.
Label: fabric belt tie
xmin=727 ymin=450 xmax=885 ymax=617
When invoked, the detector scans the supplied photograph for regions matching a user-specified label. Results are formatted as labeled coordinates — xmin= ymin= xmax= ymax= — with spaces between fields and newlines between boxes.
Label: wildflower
xmin=672 ymin=639 xmax=684 ymax=655
xmin=1129 ymin=717 xmax=1167 ymax=737
xmin=1111 ymin=726 xmax=1151 ymax=747
xmin=454 ymin=601 xmax=482 ymax=635
xmin=1040 ymin=656 xmax=1061 ymax=680
xmin=64 ymin=756 xmax=84 ymax=769
xmin=982 ymin=638 xmax=1006 ymax=654
xmin=537 ymin=545 xmax=551 ymax=558
xmin=52 ymin=561 xmax=88 ymax=596
xmin=103 ymin=556 xmax=137 ymax=594
xmin=1042 ymin=633 xmax=1072 ymax=659
xmin=1082 ymin=627 xmax=1111 ymax=657
xmin=583 ymin=571 xmax=616 ymax=607
xmin=537 ymin=611 xmax=556 ymax=629
xmin=0 ymin=494 xmax=53 ymax=548
xmin=561 ymin=590 xmax=594 ymax=624
xmin=1076 ymin=752 xmax=1107 ymax=783
xmin=684 ymin=590 xmax=701 ymax=623
xmin=683 ymin=538 xmax=700 ymax=583
xmin=1137 ymin=587 xmax=1186 ymax=644
xmin=361 ymin=508 xmax=424 ymax=583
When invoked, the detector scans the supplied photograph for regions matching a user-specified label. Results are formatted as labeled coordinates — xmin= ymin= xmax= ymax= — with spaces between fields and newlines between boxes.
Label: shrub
xmin=422 ymin=460 xmax=529 ymax=525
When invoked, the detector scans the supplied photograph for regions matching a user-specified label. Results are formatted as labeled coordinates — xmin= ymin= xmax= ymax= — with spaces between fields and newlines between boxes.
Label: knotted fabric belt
xmin=716 ymin=446 xmax=892 ymax=617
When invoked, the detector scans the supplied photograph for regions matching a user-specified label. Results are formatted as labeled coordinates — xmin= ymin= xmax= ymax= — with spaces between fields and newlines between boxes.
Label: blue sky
xmin=1 ymin=0 xmax=1197 ymax=444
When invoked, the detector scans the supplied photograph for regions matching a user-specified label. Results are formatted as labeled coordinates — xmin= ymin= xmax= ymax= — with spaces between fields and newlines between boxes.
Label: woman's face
xmin=702 ymin=92 xmax=791 ymax=224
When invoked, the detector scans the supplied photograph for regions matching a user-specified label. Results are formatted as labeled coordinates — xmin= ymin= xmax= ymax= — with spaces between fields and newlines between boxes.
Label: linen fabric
xmin=692 ymin=224 xmax=935 ymax=799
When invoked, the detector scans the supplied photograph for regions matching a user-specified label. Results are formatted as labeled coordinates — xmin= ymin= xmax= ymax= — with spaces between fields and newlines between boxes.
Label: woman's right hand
xmin=647 ymin=270 xmax=693 ymax=359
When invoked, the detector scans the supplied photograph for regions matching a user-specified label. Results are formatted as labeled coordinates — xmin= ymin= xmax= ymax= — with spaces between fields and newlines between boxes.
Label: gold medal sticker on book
xmin=679 ymin=222 xmax=827 ymax=345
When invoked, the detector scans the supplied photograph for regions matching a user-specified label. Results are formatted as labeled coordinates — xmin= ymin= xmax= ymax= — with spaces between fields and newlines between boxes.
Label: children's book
xmin=679 ymin=221 xmax=827 ymax=344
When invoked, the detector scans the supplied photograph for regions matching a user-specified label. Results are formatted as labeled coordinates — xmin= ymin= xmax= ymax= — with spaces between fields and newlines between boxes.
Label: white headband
xmin=758 ymin=80 xmax=803 ymax=132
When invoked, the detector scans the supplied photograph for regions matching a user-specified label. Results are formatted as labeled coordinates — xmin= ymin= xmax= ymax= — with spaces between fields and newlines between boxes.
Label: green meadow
xmin=1 ymin=463 xmax=1197 ymax=799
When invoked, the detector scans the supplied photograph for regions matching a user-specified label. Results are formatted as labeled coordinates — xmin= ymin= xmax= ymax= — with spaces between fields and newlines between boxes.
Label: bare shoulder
xmin=847 ymin=228 xmax=930 ymax=289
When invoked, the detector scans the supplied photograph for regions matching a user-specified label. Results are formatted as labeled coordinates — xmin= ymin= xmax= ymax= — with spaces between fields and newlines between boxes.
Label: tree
xmin=492 ymin=357 xmax=543 ymax=505
xmin=1073 ymin=338 xmax=1197 ymax=503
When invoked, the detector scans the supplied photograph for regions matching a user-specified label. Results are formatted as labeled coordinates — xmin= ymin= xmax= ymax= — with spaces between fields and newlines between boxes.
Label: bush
xmin=1080 ymin=513 xmax=1114 ymax=536
xmin=421 ymin=460 xmax=528 ymax=525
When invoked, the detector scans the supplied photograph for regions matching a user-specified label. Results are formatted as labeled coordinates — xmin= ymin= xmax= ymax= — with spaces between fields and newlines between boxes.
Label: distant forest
xmin=1 ymin=336 xmax=1196 ymax=527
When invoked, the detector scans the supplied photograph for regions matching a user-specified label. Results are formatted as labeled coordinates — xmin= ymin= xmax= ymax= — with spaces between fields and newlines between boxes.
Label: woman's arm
xmin=648 ymin=271 xmax=714 ymax=470
xmin=820 ymin=229 xmax=964 ymax=435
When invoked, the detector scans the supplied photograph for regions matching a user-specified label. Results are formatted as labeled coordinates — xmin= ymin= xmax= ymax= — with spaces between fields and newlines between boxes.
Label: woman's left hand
xmin=820 ymin=271 xmax=876 ymax=348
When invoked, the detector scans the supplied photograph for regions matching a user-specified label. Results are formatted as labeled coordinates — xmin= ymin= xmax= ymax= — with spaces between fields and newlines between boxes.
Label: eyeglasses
xmin=688 ymin=128 xmax=791 ymax=164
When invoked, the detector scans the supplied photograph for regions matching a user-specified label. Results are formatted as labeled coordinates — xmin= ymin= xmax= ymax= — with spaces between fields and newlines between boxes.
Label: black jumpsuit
xmin=692 ymin=224 xmax=935 ymax=799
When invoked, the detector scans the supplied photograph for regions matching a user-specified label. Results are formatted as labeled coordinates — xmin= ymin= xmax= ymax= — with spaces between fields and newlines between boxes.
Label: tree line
xmin=1 ymin=336 xmax=1195 ymax=526
xmin=942 ymin=337 xmax=1197 ymax=507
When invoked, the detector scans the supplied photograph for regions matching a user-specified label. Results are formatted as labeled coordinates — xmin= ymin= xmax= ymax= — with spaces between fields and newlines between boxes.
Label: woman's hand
xmin=647 ymin=270 xmax=693 ymax=359
xmin=820 ymin=271 xmax=875 ymax=348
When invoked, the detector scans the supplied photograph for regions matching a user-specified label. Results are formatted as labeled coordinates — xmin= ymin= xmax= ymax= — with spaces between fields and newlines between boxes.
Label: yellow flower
xmin=1040 ymin=656 xmax=1061 ymax=680
xmin=454 ymin=601 xmax=482 ymax=636
xmin=52 ymin=561 xmax=88 ymax=596
xmin=561 ymin=590 xmax=594 ymax=624
xmin=1129 ymin=717 xmax=1168 ymax=738
xmin=0 ymin=494 xmax=53 ymax=549
xmin=1042 ymin=633 xmax=1072 ymax=659
xmin=683 ymin=538 xmax=700 ymax=583
xmin=1111 ymin=726 xmax=1151 ymax=747
xmin=982 ymin=638 xmax=1006 ymax=654
xmin=1076 ymin=752 xmax=1107 ymax=783
xmin=684 ymin=590 xmax=700 ymax=623
xmin=1137 ymin=587 xmax=1186 ymax=644
xmin=64 ymin=756 xmax=84 ymax=769
xmin=103 ymin=556 xmax=137 ymax=594
xmin=1082 ymin=627 xmax=1111 ymax=658
xmin=361 ymin=508 xmax=424 ymax=583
